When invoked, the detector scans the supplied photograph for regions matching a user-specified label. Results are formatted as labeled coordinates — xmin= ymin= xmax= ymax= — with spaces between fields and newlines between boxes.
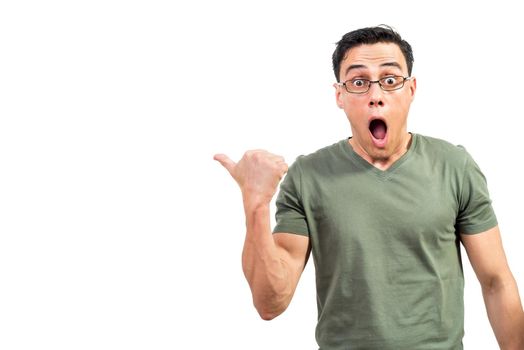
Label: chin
xmin=363 ymin=144 xmax=389 ymax=161
xmin=369 ymin=150 xmax=391 ymax=162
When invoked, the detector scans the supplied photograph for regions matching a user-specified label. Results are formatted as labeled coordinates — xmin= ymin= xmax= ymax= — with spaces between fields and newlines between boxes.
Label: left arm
xmin=461 ymin=225 xmax=524 ymax=350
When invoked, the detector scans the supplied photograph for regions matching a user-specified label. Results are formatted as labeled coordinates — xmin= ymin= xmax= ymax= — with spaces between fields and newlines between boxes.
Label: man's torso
xmin=274 ymin=133 xmax=497 ymax=349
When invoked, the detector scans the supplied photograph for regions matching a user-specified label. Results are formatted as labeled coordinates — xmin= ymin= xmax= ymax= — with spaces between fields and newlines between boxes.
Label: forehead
xmin=340 ymin=42 xmax=408 ymax=77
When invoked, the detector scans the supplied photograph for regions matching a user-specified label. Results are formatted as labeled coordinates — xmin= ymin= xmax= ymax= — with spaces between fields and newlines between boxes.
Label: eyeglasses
xmin=336 ymin=76 xmax=413 ymax=94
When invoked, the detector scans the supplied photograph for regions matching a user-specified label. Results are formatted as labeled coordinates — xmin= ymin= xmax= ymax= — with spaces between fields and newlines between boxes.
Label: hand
xmin=214 ymin=150 xmax=288 ymax=206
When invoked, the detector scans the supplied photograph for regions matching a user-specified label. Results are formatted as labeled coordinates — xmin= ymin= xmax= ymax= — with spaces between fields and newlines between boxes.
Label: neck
xmin=350 ymin=133 xmax=413 ymax=171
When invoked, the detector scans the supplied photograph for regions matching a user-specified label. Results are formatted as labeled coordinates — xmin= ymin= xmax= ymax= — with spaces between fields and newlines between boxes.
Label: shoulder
xmin=293 ymin=139 xmax=348 ymax=170
xmin=413 ymin=133 xmax=470 ymax=166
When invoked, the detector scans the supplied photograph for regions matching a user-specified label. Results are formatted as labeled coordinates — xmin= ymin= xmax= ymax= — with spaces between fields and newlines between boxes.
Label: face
xmin=335 ymin=42 xmax=416 ymax=163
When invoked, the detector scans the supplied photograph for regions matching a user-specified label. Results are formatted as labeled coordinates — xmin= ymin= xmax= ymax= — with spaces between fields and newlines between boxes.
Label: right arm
xmin=215 ymin=151 xmax=310 ymax=320
xmin=242 ymin=203 xmax=309 ymax=319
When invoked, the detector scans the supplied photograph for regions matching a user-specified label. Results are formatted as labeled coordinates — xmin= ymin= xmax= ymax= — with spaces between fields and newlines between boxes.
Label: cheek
xmin=343 ymin=98 xmax=367 ymax=117
xmin=345 ymin=111 xmax=369 ymax=132
xmin=344 ymin=102 xmax=369 ymax=129
xmin=391 ymin=95 xmax=412 ymax=120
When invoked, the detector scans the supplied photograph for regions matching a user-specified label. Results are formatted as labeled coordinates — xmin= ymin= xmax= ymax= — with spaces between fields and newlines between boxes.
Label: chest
xmin=303 ymin=166 xmax=460 ymax=256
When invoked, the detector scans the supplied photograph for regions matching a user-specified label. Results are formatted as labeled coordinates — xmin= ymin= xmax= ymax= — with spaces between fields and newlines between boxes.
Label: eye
xmin=383 ymin=76 xmax=399 ymax=86
xmin=351 ymin=79 xmax=366 ymax=87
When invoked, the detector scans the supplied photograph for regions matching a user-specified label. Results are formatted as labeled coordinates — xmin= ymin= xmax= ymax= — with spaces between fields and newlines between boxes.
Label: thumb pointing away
xmin=213 ymin=154 xmax=236 ymax=175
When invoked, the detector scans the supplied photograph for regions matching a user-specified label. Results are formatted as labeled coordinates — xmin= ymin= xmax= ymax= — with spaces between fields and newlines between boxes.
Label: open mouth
xmin=369 ymin=119 xmax=387 ymax=140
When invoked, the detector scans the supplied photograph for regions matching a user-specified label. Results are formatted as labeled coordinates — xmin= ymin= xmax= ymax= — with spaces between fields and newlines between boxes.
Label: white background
xmin=0 ymin=1 xmax=523 ymax=349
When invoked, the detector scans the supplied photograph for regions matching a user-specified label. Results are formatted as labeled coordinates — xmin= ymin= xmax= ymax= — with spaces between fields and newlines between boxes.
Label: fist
xmin=214 ymin=150 xmax=288 ymax=204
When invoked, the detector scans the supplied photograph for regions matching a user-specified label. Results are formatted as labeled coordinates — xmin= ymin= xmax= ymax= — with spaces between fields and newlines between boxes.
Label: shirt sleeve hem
xmin=458 ymin=218 xmax=498 ymax=235
xmin=272 ymin=224 xmax=309 ymax=237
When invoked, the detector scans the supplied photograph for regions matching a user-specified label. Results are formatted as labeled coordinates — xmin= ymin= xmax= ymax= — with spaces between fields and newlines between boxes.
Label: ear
xmin=408 ymin=77 xmax=417 ymax=100
xmin=333 ymin=83 xmax=344 ymax=109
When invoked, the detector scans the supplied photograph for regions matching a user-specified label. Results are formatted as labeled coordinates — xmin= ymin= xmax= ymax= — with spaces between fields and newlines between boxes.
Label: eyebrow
xmin=344 ymin=62 xmax=403 ymax=77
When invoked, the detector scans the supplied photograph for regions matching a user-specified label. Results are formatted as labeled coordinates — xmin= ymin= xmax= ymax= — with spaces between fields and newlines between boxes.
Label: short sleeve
xmin=273 ymin=158 xmax=309 ymax=236
xmin=455 ymin=150 xmax=498 ymax=234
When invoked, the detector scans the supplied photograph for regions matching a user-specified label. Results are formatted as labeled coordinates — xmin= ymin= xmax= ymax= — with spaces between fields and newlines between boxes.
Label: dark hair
xmin=332 ymin=25 xmax=414 ymax=82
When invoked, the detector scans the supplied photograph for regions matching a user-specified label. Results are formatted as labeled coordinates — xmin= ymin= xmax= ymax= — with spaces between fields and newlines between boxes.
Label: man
xmin=214 ymin=26 xmax=524 ymax=349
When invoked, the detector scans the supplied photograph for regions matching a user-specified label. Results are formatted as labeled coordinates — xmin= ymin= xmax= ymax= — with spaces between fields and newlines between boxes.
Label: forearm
xmin=483 ymin=275 xmax=524 ymax=349
xmin=241 ymin=201 xmax=293 ymax=320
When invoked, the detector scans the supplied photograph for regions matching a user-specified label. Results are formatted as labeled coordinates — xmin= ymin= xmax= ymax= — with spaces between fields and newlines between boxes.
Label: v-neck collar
xmin=342 ymin=133 xmax=418 ymax=180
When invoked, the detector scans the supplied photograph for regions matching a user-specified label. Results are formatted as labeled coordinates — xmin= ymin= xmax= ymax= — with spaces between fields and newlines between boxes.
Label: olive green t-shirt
xmin=273 ymin=133 xmax=498 ymax=350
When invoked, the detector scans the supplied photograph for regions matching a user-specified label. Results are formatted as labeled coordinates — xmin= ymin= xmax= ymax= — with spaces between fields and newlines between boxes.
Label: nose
xmin=368 ymin=82 xmax=384 ymax=107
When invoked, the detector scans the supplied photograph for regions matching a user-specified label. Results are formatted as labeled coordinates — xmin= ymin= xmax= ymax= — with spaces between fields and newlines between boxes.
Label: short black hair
xmin=332 ymin=25 xmax=414 ymax=82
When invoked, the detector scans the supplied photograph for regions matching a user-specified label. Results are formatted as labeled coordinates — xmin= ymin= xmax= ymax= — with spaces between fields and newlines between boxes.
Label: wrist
xmin=242 ymin=193 xmax=271 ymax=212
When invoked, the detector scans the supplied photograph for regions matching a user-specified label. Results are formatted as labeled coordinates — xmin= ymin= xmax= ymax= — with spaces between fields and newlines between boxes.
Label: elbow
xmin=257 ymin=307 xmax=285 ymax=321
xmin=249 ymin=276 xmax=294 ymax=321
xmin=480 ymin=277 xmax=498 ymax=295
xmin=254 ymin=299 xmax=289 ymax=321
xmin=480 ymin=273 xmax=514 ymax=295
xmin=258 ymin=311 xmax=279 ymax=321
